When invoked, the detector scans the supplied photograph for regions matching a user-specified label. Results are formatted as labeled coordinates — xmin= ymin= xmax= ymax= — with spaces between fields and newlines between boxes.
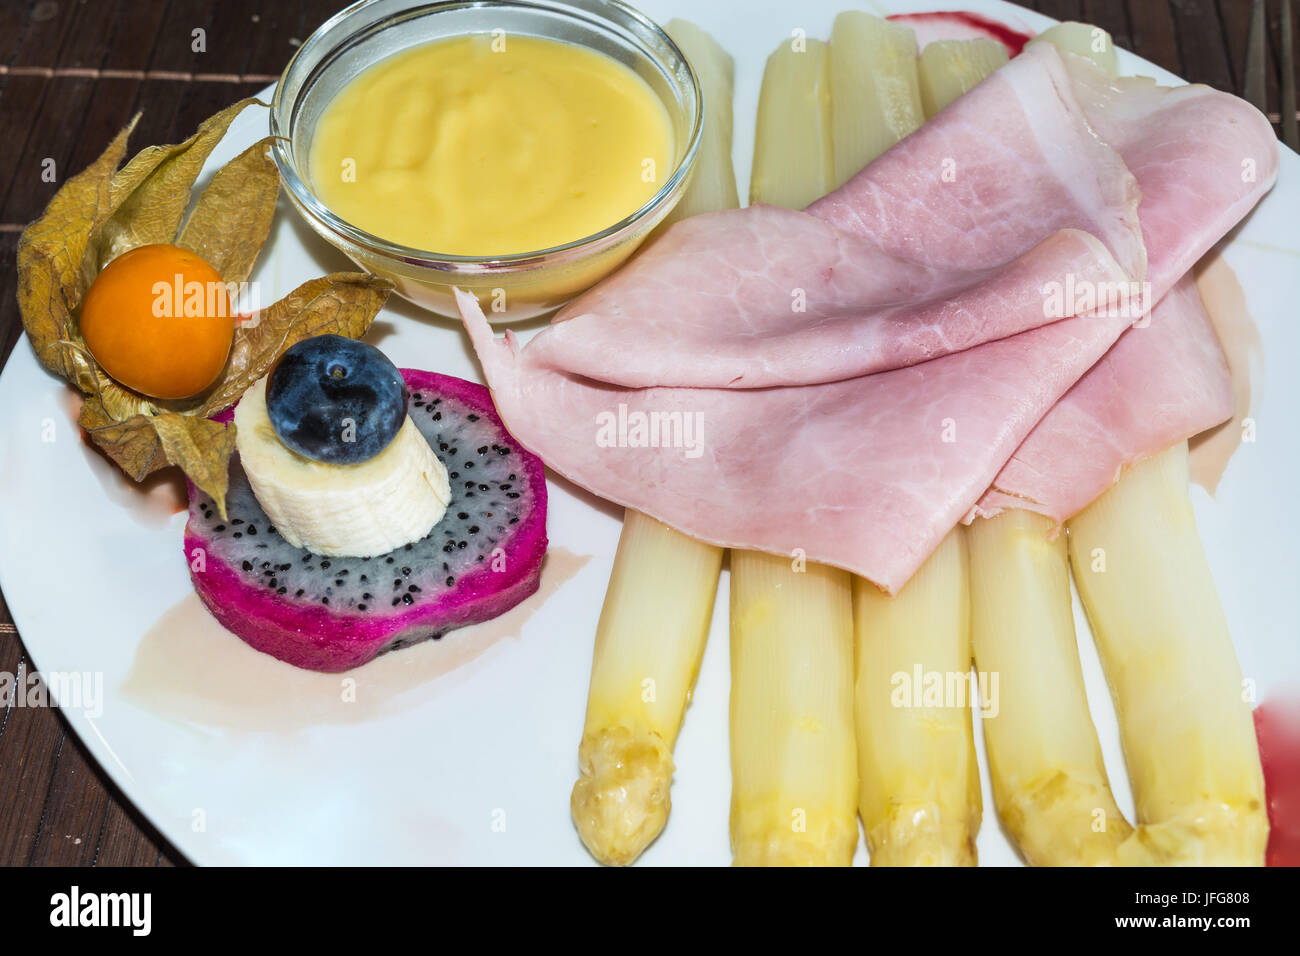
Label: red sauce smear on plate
xmin=1255 ymin=698 xmax=1300 ymax=866
xmin=887 ymin=11 xmax=1033 ymax=56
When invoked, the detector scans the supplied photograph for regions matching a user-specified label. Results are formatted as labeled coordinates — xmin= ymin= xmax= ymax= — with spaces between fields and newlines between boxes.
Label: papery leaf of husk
xmin=96 ymin=98 xmax=263 ymax=269
xmin=195 ymin=272 xmax=394 ymax=417
xmin=151 ymin=412 xmax=237 ymax=519
xmin=78 ymin=395 xmax=169 ymax=481
xmin=16 ymin=119 xmax=138 ymax=392
xmin=79 ymin=397 xmax=237 ymax=519
xmin=178 ymin=136 xmax=280 ymax=285
xmin=94 ymin=369 xmax=159 ymax=421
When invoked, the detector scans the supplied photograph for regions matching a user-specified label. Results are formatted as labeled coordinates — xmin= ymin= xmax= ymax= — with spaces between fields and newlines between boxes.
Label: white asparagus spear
xmin=658 ymin=19 xmax=739 ymax=226
xmin=726 ymin=33 xmax=857 ymax=866
xmin=1067 ymin=442 xmax=1268 ymax=865
xmin=965 ymin=21 xmax=1202 ymax=869
xmin=967 ymin=509 xmax=1134 ymax=865
xmin=828 ymin=19 xmax=984 ymax=867
xmin=569 ymin=19 xmax=737 ymax=866
xmin=917 ymin=38 xmax=1008 ymax=117
xmin=853 ymin=529 xmax=981 ymax=866
xmin=828 ymin=11 xmax=924 ymax=188
xmin=571 ymin=511 xmax=724 ymax=864
xmin=1028 ymin=21 xmax=1120 ymax=74
xmin=750 ymin=37 xmax=833 ymax=209
xmin=729 ymin=551 xmax=858 ymax=865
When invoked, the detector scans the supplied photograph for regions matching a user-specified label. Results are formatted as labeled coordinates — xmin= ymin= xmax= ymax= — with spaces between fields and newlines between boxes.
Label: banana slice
xmin=233 ymin=376 xmax=450 ymax=557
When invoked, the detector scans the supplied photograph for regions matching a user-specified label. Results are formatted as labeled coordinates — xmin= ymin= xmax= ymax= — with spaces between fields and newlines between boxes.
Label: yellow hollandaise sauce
xmin=309 ymin=34 xmax=675 ymax=256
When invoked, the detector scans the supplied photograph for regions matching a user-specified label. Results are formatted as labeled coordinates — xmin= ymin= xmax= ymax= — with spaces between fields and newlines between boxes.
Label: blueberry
xmin=265 ymin=335 xmax=407 ymax=464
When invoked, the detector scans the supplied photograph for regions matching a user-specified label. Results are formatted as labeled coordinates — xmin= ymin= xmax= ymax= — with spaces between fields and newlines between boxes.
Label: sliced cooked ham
xmin=976 ymin=277 xmax=1233 ymax=522
xmin=1060 ymin=57 xmax=1280 ymax=298
xmin=807 ymin=43 xmax=1145 ymax=277
xmin=977 ymin=62 xmax=1278 ymax=522
xmin=461 ymin=289 xmax=1131 ymax=593
xmin=528 ymin=214 xmax=1128 ymax=389
xmin=457 ymin=44 xmax=1277 ymax=592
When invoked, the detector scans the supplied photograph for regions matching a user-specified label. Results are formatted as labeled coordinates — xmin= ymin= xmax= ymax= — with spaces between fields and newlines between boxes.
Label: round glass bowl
xmin=270 ymin=0 xmax=702 ymax=323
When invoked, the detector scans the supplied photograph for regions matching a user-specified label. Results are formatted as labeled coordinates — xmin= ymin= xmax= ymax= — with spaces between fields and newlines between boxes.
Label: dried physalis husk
xmin=16 ymin=100 xmax=393 ymax=518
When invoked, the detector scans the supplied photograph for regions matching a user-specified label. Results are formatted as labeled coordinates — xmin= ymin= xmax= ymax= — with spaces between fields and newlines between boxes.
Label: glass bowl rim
xmin=268 ymin=0 xmax=704 ymax=272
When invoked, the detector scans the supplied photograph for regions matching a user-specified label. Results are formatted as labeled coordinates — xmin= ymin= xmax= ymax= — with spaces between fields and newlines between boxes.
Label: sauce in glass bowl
xmin=309 ymin=34 xmax=674 ymax=258
xmin=271 ymin=0 xmax=702 ymax=323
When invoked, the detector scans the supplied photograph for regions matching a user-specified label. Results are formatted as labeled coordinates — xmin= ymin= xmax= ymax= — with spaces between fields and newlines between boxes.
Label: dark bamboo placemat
xmin=0 ymin=0 xmax=1295 ymax=867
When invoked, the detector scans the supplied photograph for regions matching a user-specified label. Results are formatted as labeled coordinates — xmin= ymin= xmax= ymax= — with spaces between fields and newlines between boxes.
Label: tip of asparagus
xmin=1116 ymin=802 xmax=1269 ymax=866
xmin=571 ymin=726 xmax=673 ymax=866
xmin=997 ymin=770 xmax=1135 ymax=866
xmin=863 ymin=803 xmax=979 ymax=867
xmin=731 ymin=802 xmax=860 ymax=867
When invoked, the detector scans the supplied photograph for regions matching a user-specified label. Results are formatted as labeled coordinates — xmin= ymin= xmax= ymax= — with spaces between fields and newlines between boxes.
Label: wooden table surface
xmin=0 ymin=0 xmax=1296 ymax=867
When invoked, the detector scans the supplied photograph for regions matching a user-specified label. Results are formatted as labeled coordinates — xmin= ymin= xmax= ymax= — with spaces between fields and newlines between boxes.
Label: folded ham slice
xmin=806 ymin=44 xmax=1144 ymax=277
xmin=457 ymin=44 xmax=1277 ymax=593
xmin=977 ymin=277 xmax=1233 ymax=522
xmin=978 ymin=59 xmax=1279 ymax=522
xmin=461 ymin=289 xmax=1131 ymax=593
xmin=527 ymin=213 xmax=1128 ymax=389
xmin=1060 ymin=57 xmax=1280 ymax=298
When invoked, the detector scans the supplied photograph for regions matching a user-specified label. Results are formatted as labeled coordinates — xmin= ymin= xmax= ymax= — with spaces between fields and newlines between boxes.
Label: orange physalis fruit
xmin=79 ymin=243 xmax=236 ymax=400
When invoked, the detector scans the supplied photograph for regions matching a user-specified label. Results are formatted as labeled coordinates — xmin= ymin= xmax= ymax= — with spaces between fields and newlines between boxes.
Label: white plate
xmin=1 ymin=0 xmax=1297 ymax=866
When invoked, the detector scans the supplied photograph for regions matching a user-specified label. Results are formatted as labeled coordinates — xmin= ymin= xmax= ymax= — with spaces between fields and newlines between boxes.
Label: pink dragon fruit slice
xmin=184 ymin=369 xmax=548 ymax=672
